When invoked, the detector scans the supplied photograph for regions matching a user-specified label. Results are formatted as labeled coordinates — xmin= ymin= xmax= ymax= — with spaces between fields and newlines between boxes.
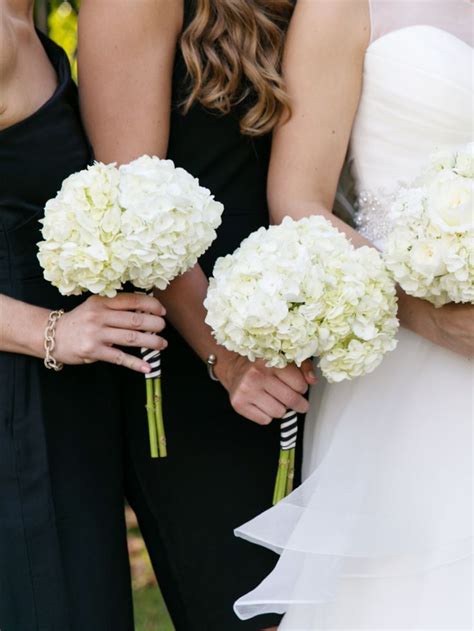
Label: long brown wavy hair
xmin=180 ymin=0 xmax=294 ymax=136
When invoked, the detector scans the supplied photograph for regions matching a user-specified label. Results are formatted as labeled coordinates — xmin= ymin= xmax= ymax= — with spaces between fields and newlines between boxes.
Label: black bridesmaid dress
xmin=121 ymin=1 xmax=302 ymax=629
xmin=0 ymin=33 xmax=134 ymax=630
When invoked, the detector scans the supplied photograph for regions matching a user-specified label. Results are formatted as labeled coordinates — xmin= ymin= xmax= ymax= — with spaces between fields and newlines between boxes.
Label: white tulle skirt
xmin=234 ymin=328 xmax=473 ymax=629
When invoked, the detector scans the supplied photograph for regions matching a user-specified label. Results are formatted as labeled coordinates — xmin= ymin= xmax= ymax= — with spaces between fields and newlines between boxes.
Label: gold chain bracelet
xmin=44 ymin=309 xmax=65 ymax=371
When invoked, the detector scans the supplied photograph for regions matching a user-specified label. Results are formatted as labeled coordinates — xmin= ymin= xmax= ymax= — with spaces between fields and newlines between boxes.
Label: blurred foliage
xmin=36 ymin=1 xmax=80 ymax=80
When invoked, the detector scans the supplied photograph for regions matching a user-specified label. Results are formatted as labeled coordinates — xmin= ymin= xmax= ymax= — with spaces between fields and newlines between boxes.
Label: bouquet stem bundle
xmin=143 ymin=349 xmax=167 ymax=458
xmin=273 ymin=410 xmax=298 ymax=504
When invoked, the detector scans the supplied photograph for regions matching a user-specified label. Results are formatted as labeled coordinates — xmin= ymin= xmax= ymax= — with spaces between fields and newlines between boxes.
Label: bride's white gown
xmin=234 ymin=2 xmax=474 ymax=628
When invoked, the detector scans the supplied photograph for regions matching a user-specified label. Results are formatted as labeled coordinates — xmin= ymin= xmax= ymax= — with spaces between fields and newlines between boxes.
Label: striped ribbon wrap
xmin=280 ymin=410 xmax=298 ymax=450
xmin=273 ymin=410 xmax=298 ymax=505
xmin=142 ymin=348 xmax=161 ymax=380
xmin=136 ymin=290 xmax=167 ymax=459
xmin=142 ymin=344 xmax=167 ymax=459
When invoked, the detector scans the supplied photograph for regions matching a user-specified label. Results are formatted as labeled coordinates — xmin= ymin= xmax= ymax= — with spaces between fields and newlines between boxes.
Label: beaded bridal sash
xmin=354 ymin=188 xmax=396 ymax=246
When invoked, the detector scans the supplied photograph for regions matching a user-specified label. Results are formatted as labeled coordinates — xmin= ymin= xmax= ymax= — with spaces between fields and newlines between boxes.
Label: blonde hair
xmin=180 ymin=0 xmax=293 ymax=136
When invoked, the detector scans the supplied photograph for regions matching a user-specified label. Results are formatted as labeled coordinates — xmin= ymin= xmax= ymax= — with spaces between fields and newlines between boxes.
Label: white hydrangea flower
xmin=38 ymin=156 xmax=224 ymax=297
xmin=385 ymin=143 xmax=474 ymax=307
xmin=205 ymin=215 xmax=398 ymax=383
xmin=428 ymin=142 xmax=474 ymax=179
xmin=118 ymin=155 xmax=223 ymax=290
xmin=38 ymin=162 xmax=125 ymax=296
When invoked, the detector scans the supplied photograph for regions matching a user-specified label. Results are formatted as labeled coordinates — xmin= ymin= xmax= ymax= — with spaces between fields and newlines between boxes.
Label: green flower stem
xmin=153 ymin=377 xmax=167 ymax=458
xmin=272 ymin=461 xmax=284 ymax=506
xmin=286 ymin=448 xmax=296 ymax=496
xmin=279 ymin=450 xmax=290 ymax=499
xmin=146 ymin=378 xmax=159 ymax=458
xmin=273 ymin=449 xmax=290 ymax=505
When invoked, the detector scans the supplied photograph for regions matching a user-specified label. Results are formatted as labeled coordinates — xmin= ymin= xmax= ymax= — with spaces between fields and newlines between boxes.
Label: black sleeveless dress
xmin=0 ymin=34 xmax=134 ymax=631
xmin=120 ymin=2 xmax=301 ymax=629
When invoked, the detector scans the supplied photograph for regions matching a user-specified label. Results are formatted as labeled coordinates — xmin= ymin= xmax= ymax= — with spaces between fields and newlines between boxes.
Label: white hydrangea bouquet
xmin=385 ymin=143 xmax=474 ymax=306
xmin=205 ymin=215 xmax=399 ymax=503
xmin=38 ymin=155 xmax=223 ymax=458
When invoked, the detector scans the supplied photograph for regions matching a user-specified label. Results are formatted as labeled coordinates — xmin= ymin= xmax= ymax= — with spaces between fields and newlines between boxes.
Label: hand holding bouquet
xmin=38 ymin=156 xmax=223 ymax=457
xmin=385 ymin=143 xmax=474 ymax=307
xmin=205 ymin=215 xmax=399 ymax=502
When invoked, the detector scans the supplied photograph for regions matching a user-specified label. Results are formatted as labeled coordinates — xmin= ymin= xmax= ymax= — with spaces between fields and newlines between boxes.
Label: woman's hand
xmin=397 ymin=291 xmax=474 ymax=358
xmin=54 ymin=293 xmax=167 ymax=373
xmin=154 ymin=266 xmax=318 ymax=425
xmin=216 ymin=354 xmax=317 ymax=425
xmin=426 ymin=302 xmax=474 ymax=358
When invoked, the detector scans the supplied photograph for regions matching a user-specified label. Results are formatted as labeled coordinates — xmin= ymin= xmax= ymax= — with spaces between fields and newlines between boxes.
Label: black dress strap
xmin=36 ymin=29 xmax=71 ymax=82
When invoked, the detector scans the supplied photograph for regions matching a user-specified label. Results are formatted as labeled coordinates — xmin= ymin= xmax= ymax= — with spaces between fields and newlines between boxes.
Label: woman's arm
xmin=78 ymin=0 xmax=313 ymax=424
xmin=269 ymin=0 xmax=369 ymax=245
xmin=270 ymin=0 xmax=473 ymax=358
xmin=0 ymin=293 xmax=167 ymax=372
xmin=0 ymin=294 xmax=50 ymax=357
xmin=78 ymin=0 xmax=180 ymax=161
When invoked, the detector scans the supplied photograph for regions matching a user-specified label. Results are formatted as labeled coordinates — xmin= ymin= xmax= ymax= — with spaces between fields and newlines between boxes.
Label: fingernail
xmin=142 ymin=364 xmax=151 ymax=374
xmin=161 ymin=308 xmax=167 ymax=317
xmin=308 ymin=370 xmax=317 ymax=381
xmin=161 ymin=340 xmax=168 ymax=350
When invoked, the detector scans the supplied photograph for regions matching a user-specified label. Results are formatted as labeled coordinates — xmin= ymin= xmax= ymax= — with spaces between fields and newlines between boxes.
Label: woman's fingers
xmin=104 ymin=292 xmax=166 ymax=316
xmin=103 ymin=328 xmax=168 ymax=351
xmin=243 ymin=404 xmax=273 ymax=426
xmin=300 ymin=358 xmax=317 ymax=385
xmin=98 ymin=346 xmax=151 ymax=374
xmin=254 ymin=391 xmax=288 ymax=421
xmin=105 ymin=310 xmax=166 ymax=334
xmin=274 ymin=363 xmax=309 ymax=395
xmin=265 ymin=376 xmax=309 ymax=414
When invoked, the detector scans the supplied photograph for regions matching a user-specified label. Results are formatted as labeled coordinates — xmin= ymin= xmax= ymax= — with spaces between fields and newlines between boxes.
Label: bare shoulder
xmin=288 ymin=0 xmax=370 ymax=53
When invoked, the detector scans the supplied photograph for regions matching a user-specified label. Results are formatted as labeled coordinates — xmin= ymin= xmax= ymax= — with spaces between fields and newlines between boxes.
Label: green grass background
xmin=134 ymin=587 xmax=174 ymax=631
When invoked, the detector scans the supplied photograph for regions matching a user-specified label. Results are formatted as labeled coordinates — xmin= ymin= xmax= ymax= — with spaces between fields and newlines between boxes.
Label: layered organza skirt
xmin=235 ymin=329 xmax=473 ymax=629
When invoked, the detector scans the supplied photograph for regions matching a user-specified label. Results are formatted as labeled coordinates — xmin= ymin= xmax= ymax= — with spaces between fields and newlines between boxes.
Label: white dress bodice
xmin=350 ymin=1 xmax=473 ymax=243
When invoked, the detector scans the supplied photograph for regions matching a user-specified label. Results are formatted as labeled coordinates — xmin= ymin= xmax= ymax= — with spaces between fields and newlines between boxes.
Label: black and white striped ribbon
xmin=135 ymin=290 xmax=162 ymax=380
xmin=280 ymin=410 xmax=298 ymax=451
xmin=141 ymin=348 xmax=161 ymax=379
